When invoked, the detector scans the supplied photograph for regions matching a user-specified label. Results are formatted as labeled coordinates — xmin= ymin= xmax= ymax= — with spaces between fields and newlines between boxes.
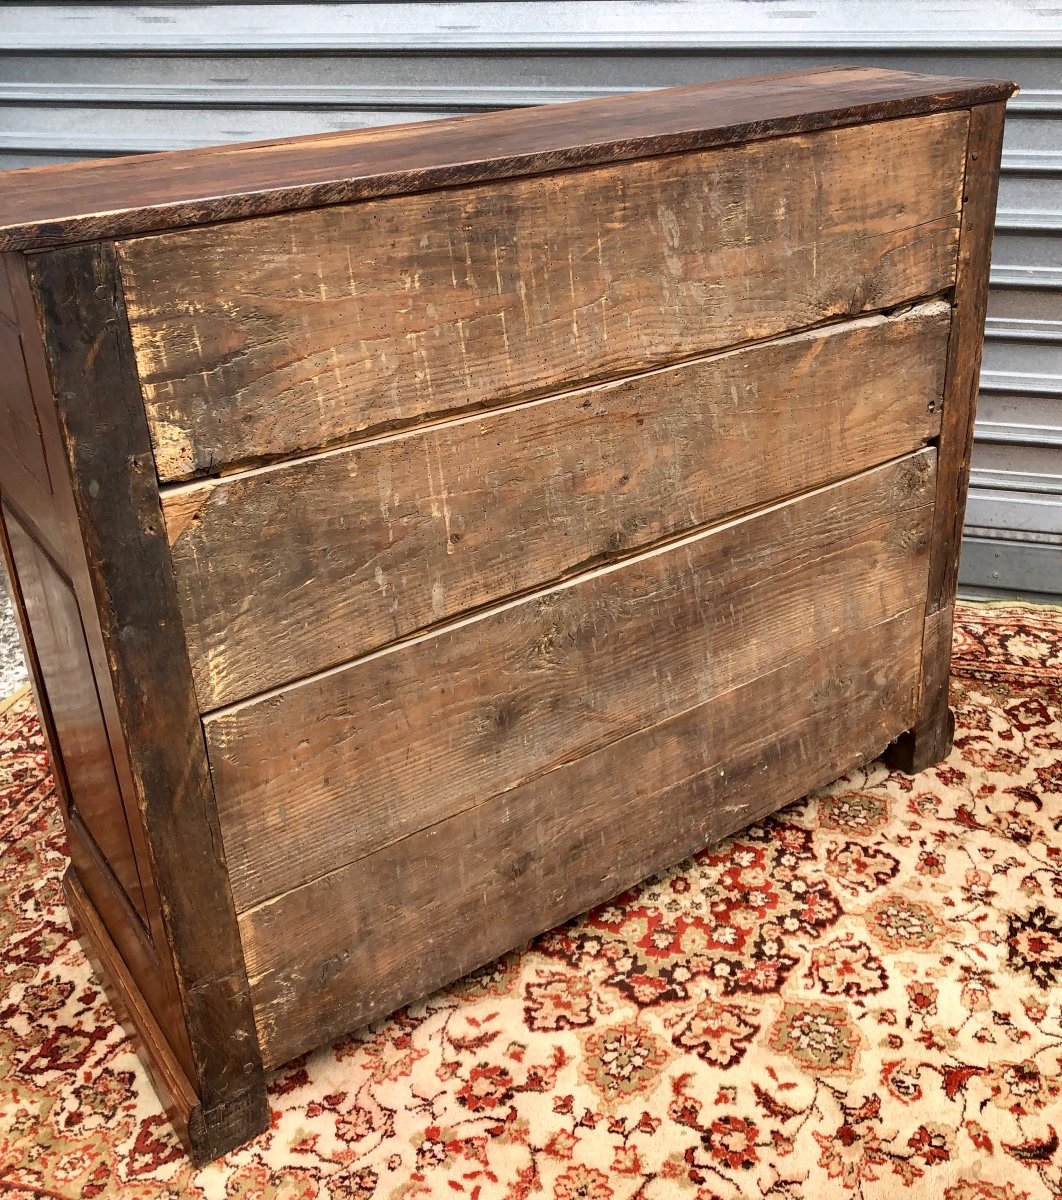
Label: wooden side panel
xmin=4 ymin=508 xmax=149 ymax=923
xmin=167 ymin=301 xmax=949 ymax=710
xmin=240 ymin=583 xmax=927 ymax=1069
xmin=119 ymin=110 xmax=968 ymax=480
xmin=1 ymin=251 xmax=201 ymax=1094
xmin=887 ymin=101 xmax=1009 ymax=774
xmin=209 ymin=448 xmax=937 ymax=916
xmin=27 ymin=244 xmax=266 ymax=1134
xmin=930 ymin=103 xmax=1009 ymax=616
xmin=0 ymin=321 xmax=50 ymax=494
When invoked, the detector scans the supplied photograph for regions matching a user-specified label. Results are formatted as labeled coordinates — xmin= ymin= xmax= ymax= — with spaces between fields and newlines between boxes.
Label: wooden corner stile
xmin=26 ymin=242 xmax=270 ymax=1163
xmin=886 ymin=99 xmax=1010 ymax=775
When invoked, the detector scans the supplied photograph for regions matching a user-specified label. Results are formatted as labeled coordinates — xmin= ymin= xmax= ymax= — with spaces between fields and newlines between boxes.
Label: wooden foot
xmin=885 ymin=704 xmax=955 ymax=775
xmin=63 ymin=868 xmax=270 ymax=1166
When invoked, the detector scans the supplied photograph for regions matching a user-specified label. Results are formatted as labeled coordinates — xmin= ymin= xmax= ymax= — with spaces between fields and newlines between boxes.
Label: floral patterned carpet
xmin=1 ymin=600 xmax=1060 ymax=1200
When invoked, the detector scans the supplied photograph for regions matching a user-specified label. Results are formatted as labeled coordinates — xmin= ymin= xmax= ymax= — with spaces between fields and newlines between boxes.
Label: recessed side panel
xmin=4 ymin=504 xmax=149 ymax=925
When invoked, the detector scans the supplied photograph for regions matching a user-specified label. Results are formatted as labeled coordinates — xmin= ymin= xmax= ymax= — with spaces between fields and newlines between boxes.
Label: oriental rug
xmin=0 ymin=600 xmax=1060 ymax=1200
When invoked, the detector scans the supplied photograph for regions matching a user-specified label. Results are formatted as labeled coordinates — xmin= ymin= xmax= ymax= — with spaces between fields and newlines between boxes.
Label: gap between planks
xmin=199 ymin=445 xmax=940 ymax=724
xmin=158 ymin=293 xmax=954 ymax=501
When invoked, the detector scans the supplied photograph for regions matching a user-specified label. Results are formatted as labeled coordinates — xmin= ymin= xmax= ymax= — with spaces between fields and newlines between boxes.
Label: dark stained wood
xmin=208 ymin=449 xmax=937 ymax=914
xmin=63 ymin=868 xmax=270 ymax=1167
xmin=0 ymin=321 xmax=50 ymax=494
xmin=0 ymin=68 xmax=1012 ymax=253
xmin=121 ymin=111 xmax=967 ymax=480
xmin=0 ymin=499 xmax=194 ymax=1092
xmin=244 ymin=603 xmax=924 ymax=1067
xmin=27 ymin=243 xmax=266 ymax=1139
xmin=889 ymin=102 xmax=1009 ymax=774
xmin=0 ymin=257 xmax=16 ymax=325
xmin=4 ymin=507 xmax=149 ymax=922
xmin=930 ymin=104 xmax=1009 ymax=616
xmin=168 ymin=301 xmax=949 ymax=710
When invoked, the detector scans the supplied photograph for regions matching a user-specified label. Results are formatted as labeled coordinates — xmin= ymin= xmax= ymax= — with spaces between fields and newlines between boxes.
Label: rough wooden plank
xmin=27 ymin=244 xmax=267 ymax=1133
xmin=167 ymin=301 xmax=949 ymax=710
xmin=930 ymin=103 xmax=1009 ymax=615
xmin=120 ymin=111 xmax=968 ymax=480
xmin=208 ymin=449 xmax=937 ymax=913
xmin=0 ymin=68 xmax=1012 ymax=252
xmin=242 ymin=603 xmax=924 ymax=1068
xmin=886 ymin=603 xmax=956 ymax=774
xmin=0 ymin=321 xmax=50 ymax=493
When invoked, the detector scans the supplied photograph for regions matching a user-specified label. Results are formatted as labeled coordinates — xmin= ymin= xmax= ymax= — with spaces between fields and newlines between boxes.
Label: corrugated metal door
xmin=3 ymin=1 xmax=1059 ymax=600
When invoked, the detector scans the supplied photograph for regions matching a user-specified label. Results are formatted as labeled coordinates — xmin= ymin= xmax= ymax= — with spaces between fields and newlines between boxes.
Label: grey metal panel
xmin=1 ymin=0 xmax=1060 ymax=599
xmin=4 ymin=3 xmax=1062 ymax=51
xmin=960 ymin=536 xmax=1062 ymax=595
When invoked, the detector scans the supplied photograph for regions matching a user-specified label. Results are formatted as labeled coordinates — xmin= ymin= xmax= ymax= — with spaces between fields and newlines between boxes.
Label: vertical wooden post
xmin=28 ymin=243 xmax=270 ymax=1163
xmin=887 ymin=100 xmax=1010 ymax=774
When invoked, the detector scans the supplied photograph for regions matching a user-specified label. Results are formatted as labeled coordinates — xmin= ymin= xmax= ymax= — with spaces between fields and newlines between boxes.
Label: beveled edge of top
xmin=0 ymin=65 xmax=1016 ymax=253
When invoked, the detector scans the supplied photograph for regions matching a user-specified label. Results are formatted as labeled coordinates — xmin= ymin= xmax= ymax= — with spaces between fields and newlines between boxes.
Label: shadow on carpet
xmin=0 ymin=600 xmax=1060 ymax=1200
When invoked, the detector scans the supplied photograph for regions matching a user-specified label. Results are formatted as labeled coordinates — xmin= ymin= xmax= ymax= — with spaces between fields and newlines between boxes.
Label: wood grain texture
xmin=121 ymin=111 xmax=968 ymax=480
xmin=0 ymin=321 xmax=50 ymax=493
xmin=886 ymin=603 xmax=956 ymax=774
xmin=28 ymin=244 xmax=265 ymax=1115
xmin=4 ymin=510 xmax=149 ymax=923
xmin=0 ymin=68 xmax=1012 ymax=252
xmin=243 ymin=603 xmax=924 ymax=1068
xmin=888 ymin=101 xmax=1009 ymax=775
xmin=63 ymin=868 xmax=270 ymax=1167
xmin=0 ymin=259 xmax=198 ymax=1089
xmin=929 ymin=103 xmax=1009 ymax=616
xmin=167 ymin=300 xmax=949 ymax=710
xmin=209 ymin=449 xmax=937 ymax=914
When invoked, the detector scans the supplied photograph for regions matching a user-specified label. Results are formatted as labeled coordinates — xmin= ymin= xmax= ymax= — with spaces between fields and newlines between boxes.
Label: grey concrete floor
xmin=0 ymin=563 xmax=29 ymax=699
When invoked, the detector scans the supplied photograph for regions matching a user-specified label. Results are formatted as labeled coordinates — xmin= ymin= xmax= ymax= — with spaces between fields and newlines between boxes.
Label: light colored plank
xmin=119 ymin=111 xmax=968 ymax=480
xmin=166 ymin=301 xmax=949 ymax=710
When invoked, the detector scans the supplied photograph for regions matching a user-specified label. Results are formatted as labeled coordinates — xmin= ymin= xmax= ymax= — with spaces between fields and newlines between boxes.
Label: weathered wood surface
xmin=0 ymin=68 xmax=1012 ymax=252
xmin=28 ymin=244 xmax=266 ymax=1133
xmin=167 ymin=301 xmax=949 ymax=710
xmin=121 ymin=111 xmax=967 ymax=480
xmin=0 ymin=320 xmax=50 ymax=493
xmin=208 ymin=449 xmax=937 ymax=914
xmin=242 ymin=603 xmax=924 ymax=1068
xmin=929 ymin=103 xmax=1009 ymax=617
xmin=889 ymin=103 xmax=1008 ymax=774
xmin=886 ymin=603 xmax=956 ymax=774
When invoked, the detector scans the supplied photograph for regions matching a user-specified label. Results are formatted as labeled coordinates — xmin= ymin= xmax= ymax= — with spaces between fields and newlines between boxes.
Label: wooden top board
xmin=0 ymin=66 xmax=1014 ymax=252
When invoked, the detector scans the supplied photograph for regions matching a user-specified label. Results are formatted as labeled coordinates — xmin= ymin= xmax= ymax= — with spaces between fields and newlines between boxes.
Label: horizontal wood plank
xmin=120 ymin=111 xmax=967 ymax=480
xmin=208 ymin=449 xmax=937 ymax=914
xmin=0 ymin=68 xmax=1011 ymax=251
xmin=242 ymin=603 xmax=924 ymax=1068
xmin=167 ymin=300 xmax=949 ymax=710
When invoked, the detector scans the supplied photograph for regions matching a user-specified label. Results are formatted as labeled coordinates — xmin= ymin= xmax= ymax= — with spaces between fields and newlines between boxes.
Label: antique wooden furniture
xmin=0 ymin=66 xmax=1013 ymax=1162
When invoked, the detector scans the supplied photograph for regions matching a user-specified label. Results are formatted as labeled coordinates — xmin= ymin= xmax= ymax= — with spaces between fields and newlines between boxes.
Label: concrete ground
xmin=0 ymin=565 xmax=29 ymax=699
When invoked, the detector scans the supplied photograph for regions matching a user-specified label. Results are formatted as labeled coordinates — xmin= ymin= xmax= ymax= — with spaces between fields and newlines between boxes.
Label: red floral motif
xmin=455 ymin=1063 xmax=515 ymax=1112
xmin=705 ymin=1114 xmax=759 ymax=1170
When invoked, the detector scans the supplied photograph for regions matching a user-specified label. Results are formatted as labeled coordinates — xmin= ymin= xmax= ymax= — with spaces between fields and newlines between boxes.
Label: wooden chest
xmin=0 ymin=67 xmax=1013 ymax=1162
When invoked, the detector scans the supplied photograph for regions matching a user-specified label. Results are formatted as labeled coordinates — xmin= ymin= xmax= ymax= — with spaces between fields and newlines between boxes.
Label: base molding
xmin=63 ymin=867 xmax=270 ymax=1166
